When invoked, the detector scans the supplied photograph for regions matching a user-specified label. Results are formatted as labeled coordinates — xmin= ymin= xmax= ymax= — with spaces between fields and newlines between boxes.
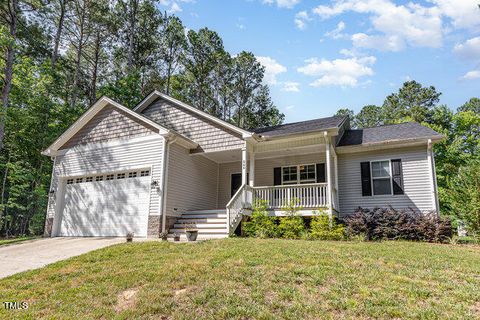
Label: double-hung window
xmin=371 ymin=160 xmax=392 ymax=195
xmin=281 ymin=164 xmax=316 ymax=185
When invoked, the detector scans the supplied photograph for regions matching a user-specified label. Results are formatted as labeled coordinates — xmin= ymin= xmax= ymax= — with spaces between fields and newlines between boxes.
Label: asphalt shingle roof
xmin=253 ymin=115 xmax=347 ymax=137
xmin=337 ymin=122 xmax=443 ymax=146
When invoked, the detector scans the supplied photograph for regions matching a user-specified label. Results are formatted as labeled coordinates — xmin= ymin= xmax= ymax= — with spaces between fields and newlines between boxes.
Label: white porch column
xmin=324 ymin=132 xmax=333 ymax=218
xmin=249 ymin=151 xmax=255 ymax=187
xmin=241 ymin=142 xmax=248 ymax=186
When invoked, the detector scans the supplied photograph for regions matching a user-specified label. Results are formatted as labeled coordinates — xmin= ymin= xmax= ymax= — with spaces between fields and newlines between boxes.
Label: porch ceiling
xmin=193 ymin=144 xmax=326 ymax=163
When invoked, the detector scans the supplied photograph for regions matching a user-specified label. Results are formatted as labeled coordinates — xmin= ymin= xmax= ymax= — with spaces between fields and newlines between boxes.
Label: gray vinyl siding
xmin=337 ymin=145 xmax=434 ymax=215
xmin=217 ymin=153 xmax=326 ymax=208
xmin=141 ymin=98 xmax=244 ymax=152
xmin=46 ymin=136 xmax=165 ymax=222
xmin=60 ymin=105 xmax=157 ymax=149
xmin=165 ymin=143 xmax=219 ymax=215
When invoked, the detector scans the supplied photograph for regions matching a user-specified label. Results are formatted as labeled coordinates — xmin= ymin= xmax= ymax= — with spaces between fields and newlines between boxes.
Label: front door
xmin=231 ymin=173 xmax=242 ymax=197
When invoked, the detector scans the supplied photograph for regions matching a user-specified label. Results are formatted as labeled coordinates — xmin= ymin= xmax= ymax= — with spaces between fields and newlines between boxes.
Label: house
xmin=42 ymin=91 xmax=443 ymax=240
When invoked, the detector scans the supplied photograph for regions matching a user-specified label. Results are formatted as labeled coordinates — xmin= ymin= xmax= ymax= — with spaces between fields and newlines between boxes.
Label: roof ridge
xmin=254 ymin=115 xmax=347 ymax=131
xmin=348 ymin=121 xmax=418 ymax=130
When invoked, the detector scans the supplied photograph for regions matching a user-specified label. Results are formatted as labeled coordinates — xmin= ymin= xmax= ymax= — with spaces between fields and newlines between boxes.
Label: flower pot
xmin=186 ymin=230 xmax=198 ymax=242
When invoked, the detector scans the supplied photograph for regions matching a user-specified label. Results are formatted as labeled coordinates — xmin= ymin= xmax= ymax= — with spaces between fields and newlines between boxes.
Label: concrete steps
xmin=168 ymin=209 xmax=228 ymax=241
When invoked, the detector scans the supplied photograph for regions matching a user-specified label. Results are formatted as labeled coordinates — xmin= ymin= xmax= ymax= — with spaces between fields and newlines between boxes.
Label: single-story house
xmin=42 ymin=91 xmax=443 ymax=240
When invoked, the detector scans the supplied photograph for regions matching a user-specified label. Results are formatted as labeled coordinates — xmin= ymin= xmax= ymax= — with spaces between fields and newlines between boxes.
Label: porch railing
xmin=226 ymin=184 xmax=253 ymax=235
xmin=252 ymin=183 xmax=328 ymax=209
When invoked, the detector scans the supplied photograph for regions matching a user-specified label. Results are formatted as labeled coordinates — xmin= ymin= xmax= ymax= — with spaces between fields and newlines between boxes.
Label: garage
xmin=56 ymin=169 xmax=152 ymax=237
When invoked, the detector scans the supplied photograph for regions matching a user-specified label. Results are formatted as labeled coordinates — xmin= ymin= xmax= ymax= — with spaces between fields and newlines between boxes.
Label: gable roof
xmin=42 ymin=96 xmax=197 ymax=156
xmin=337 ymin=122 xmax=443 ymax=147
xmin=253 ymin=115 xmax=347 ymax=138
xmin=134 ymin=91 xmax=253 ymax=138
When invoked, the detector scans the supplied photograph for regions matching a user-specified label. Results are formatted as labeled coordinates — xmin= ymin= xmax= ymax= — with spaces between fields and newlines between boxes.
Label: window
xmin=85 ymin=177 xmax=93 ymax=183
xmin=282 ymin=166 xmax=297 ymax=185
xmin=95 ymin=176 xmax=103 ymax=182
xmin=281 ymin=164 xmax=316 ymax=185
xmin=371 ymin=160 xmax=392 ymax=195
xmin=299 ymin=164 xmax=316 ymax=183
xmin=66 ymin=179 xmax=74 ymax=185
xmin=106 ymin=174 xmax=114 ymax=181
xmin=117 ymin=173 xmax=126 ymax=179
xmin=128 ymin=172 xmax=137 ymax=178
xmin=140 ymin=170 xmax=150 ymax=177
xmin=76 ymin=178 xmax=83 ymax=183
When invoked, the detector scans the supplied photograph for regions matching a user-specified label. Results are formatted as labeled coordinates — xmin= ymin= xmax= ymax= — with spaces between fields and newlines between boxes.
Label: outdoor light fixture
xmin=49 ymin=190 xmax=55 ymax=196
xmin=151 ymin=180 xmax=159 ymax=187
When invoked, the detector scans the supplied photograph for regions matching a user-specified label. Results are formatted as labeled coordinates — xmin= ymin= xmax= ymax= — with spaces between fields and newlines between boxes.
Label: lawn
xmin=0 ymin=239 xmax=479 ymax=319
xmin=0 ymin=236 xmax=37 ymax=246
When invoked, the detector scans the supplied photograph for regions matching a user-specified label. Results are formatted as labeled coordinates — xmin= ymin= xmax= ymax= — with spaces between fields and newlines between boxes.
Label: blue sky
xmin=159 ymin=0 xmax=480 ymax=123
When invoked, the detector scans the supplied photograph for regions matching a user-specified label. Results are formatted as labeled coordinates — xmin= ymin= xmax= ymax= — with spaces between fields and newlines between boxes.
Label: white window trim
xmin=281 ymin=163 xmax=317 ymax=185
xmin=370 ymin=159 xmax=394 ymax=196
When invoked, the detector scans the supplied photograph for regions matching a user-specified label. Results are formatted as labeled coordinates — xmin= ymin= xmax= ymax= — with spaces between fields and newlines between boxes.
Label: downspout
xmin=160 ymin=135 xmax=177 ymax=233
xmin=427 ymin=139 xmax=440 ymax=218
xmin=47 ymin=156 xmax=57 ymax=237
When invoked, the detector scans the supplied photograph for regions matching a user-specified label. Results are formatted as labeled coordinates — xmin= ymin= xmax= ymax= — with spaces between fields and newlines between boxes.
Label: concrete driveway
xmin=0 ymin=237 xmax=123 ymax=279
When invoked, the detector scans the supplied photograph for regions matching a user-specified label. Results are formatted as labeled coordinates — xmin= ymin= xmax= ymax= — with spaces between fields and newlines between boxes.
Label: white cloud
xmin=325 ymin=21 xmax=347 ymax=39
xmin=159 ymin=0 xmax=193 ymax=14
xmin=294 ymin=11 xmax=311 ymax=30
xmin=460 ymin=70 xmax=480 ymax=80
xmin=454 ymin=37 xmax=480 ymax=61
xmin=282 ymin=82 xmax=300 ymax=92
xmin=313 ymin=0 xmax=444 ymax=51
xmin=256 ymin=56 xmax=287 ymax=85
xmin=351 ymin=33 xmax=404 ymax=51
xmin=236 ymin=23 xmax=246 ymax=30
xmin=297 ymin=55 xmax=376 ymax=87
xmin=431 ymin=0 xmax=480 ymax=30
xmin=263 ymin=0 xmax=300 ymax=9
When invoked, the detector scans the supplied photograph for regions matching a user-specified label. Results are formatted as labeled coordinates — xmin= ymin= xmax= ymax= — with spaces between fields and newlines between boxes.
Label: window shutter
xmin=316 ymin=163 xmax=326 ymax=183
xmin=273 ymin=167 xmax=281 ymax=186
xmin=360 ymin=162 xmax=372 ymax=196
xmin=391 ymin=159 xmax=404 ymax=195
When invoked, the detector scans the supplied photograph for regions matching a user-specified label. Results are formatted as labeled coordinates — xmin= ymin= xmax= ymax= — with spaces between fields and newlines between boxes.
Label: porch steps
xmin=167 ymin=209 xmax=228 ymax=241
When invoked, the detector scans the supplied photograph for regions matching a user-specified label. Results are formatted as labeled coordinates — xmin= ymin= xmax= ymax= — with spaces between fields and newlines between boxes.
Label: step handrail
xmin=226 ymin=184 xmax=253 ymax=235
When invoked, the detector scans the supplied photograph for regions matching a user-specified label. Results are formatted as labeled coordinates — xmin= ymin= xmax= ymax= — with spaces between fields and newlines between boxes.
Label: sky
xmin=158 ymin=0 xmax=480 ymax=123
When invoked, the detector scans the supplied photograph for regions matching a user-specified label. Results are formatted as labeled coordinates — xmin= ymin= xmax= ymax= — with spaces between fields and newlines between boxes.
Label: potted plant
xmin=173 ymin=232 xmax=181 ymax=242
xmin=184 ymin=223 xmax=198 ymax=242
xmin=126 ymin=232 xmax=134 ymax=242
xmin=159 ymin=231 xmax=168 ymax=241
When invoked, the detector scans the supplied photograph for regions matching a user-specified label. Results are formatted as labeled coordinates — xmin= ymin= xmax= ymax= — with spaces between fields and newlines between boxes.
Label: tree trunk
xmin=0 ymin=0 xmax=18 ymax=150
xmin=90 ymin=31 xmax=101 ymax=105
xmin=52 ymin=0 xmax=68 ymax=66
xmin=126 ymin=0 xmax=138 ymax=71
xmin=70 ymin=0 xmax=87 ymax=108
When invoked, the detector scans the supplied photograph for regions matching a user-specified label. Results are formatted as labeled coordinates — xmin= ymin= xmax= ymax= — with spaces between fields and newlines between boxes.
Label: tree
xmin=445 ymin=161 xmax=480 ymax=235
xmin=458 ymin=97 xmax=480 ymax=113
xmin=0 ymin=0 xmax=19 ymax=150
xmin=159 ymin=15 xmax=186 ymax=95
xmin=231 ymin=51 xmax=264 ymax=128
xmin=181 ymin=28 xmax=225 ymax=112
xmin=245 ymin=85 xmax=284 ymax=129
xmin=354 ymin=105 xmax=383 ymax=128
xmin=382 ymin=80 xmax=441 ymax=124
xmin=334 ymin=108 xmax=354 ymax=121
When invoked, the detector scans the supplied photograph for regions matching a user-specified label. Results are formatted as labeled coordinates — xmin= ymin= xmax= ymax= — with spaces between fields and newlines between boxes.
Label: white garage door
xmin=57 ymin=169 xmax=151 ymax=237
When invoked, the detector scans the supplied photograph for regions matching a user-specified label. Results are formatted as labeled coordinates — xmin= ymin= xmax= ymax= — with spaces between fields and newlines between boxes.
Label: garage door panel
xmin=58 ymin=173 xmax=151 ymax=237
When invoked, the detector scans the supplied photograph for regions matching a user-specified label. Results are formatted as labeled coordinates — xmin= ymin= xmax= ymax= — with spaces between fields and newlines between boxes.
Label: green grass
xmin=0 ymin=236 xmax=37 ymax=246
xmin=1 ymin=239 xmax=479 ymax=319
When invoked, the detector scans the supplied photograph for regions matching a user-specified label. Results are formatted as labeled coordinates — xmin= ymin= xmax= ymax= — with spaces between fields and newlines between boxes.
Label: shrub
xmin=445 ymin=161 xmax=480 ymax=236
xmin=243 ymin=200 xmax=278 ymax=238
xmin=278 ymin=199 xmax=306 ymax=239
xmin=309 ymin=210 xmax=345 ymax=240
xmin=345 ymin=207 xmax=453 ymax=243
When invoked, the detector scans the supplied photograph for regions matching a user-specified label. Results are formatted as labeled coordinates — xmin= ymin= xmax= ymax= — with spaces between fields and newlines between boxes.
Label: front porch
xmin=197 ymin=131 xmax=340 ymax=235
